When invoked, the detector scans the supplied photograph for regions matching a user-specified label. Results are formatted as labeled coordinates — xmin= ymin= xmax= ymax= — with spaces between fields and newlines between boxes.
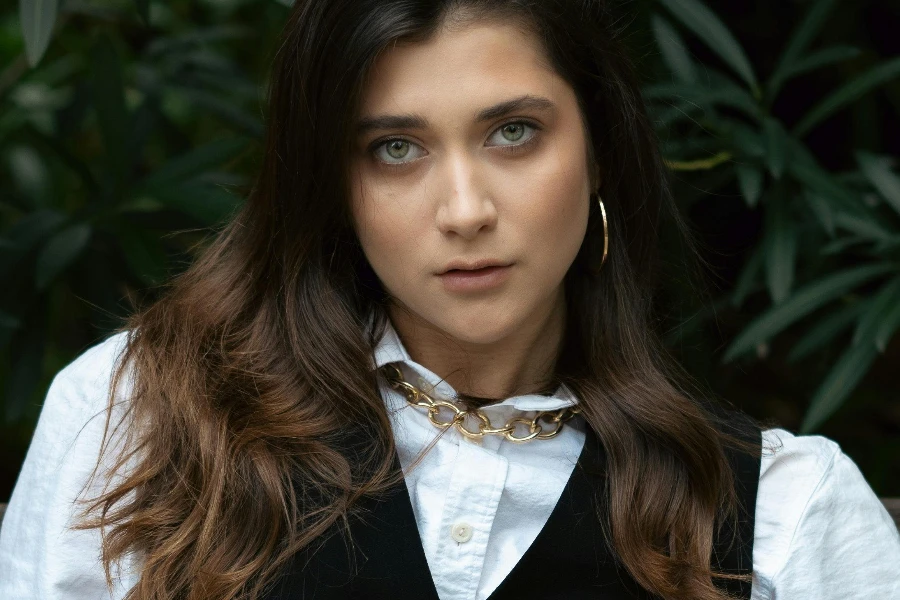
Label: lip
xmin=437 ymin=258 xmax=512 ymax=274
xmin=436 ymin=260 xmax=514 ymax=293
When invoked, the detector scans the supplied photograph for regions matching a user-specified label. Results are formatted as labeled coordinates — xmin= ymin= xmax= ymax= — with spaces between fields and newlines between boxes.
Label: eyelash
xmin=369 ymin=119 xmax=543 ymax=167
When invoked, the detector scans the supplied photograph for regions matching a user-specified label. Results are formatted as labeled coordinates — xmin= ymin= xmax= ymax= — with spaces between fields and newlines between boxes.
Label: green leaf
xmin=652 ymin=14 xmax=697 ymax=84
xmin=34 ymin=223 xmax=92 ymax=289
xmin=116 ymin=223 xmax=169 ymax=286
xmin=832 ymin=212 xmax=893 ymax=242
xmin=658 ymin=0 xmax=758 ymax=92
xmin=1 ymin=209 xmax=65 ymax=249
xmin=805 ymin=191 xmax=835 ymax=237
xmin=856 ymin=151 xmax=900 ymax=218
xmin=736 ymin=164 xmax=763 ymax=207
xmin=874 ymin=294 xmax=900 ymax=353
xmin=170 ymin=87 xmax=264 ymax=137
xmin=8 ymin=144 xmax=50 ymax=208
xmin=852 ymin=275 xmax=900 ymax=349
xmin=786 ymin=45 xmax=862 ymax=80
xmin=763 ymin=187 xmax=796 ymax=303
xmin=763 ymin=117 xmax=789 ymax=179
xmin=789 ymin=158 xmax=857 ymax=205
xmin=819 ymin=235 xmax=870 ymax=256
xmin=660 ymin=136 xmax=725 ymax=161
xmin=150 ymin=182 xmax=242 ymax=225
xmin=90 ymin=35 xmax=130 ymax=185
xmin=732 ymin=245 xmax=763 ymax=308
xmin=787 ymin=300 xmax=868 ymax=362
xmin=643 ymin=80 xmax=761 ymax=121
xmin=139 ymin=138 xmax=249 ymax=190
xmin=794 ymin=57 xmax=900 ymax=137
xmin=873 ymin=235 xmax=900 ymax=255
xmin=799 ymin=338 xmax=878 ymax=433
xmin=19 ymin=0 xmax=59 ymax=67
xmin=730 ymin=125 xmax=765 ymax=158
xmin=767 ymin=0 xmax=839 ymax=100
xmin=117 ymin=196 xmax=165 ymax=214
xmin=721 ymin=262 xmax=896 ymax=362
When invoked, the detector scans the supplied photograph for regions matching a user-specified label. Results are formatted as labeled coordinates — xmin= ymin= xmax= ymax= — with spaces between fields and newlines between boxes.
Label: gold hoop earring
xmin=594 ymin=192 xmax=608 ymax=271
xmin=598 ymin=194 xmax=608 ymax=268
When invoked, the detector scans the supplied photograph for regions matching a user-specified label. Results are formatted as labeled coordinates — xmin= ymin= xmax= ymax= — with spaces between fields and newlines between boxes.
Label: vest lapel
xmin=487 ymin=424 xmax=655 ymax=599
xmin=488 ymin=419 xmax=760 ymax=600
xmin=265 ymin=449 xmax=439 ymax=600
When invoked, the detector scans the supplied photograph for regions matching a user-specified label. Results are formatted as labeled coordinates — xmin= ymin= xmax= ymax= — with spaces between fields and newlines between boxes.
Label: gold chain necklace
xmin=379 ymin=363 xmax=581 ymax=443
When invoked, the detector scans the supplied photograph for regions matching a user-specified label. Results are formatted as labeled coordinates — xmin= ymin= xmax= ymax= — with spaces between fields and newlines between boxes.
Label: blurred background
xmin=1 ymin=0 xmax=898 ymax=502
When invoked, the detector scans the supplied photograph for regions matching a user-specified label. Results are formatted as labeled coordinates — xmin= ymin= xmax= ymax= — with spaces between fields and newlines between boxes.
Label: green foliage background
xmin=2 ymin=0 xmax=899 ymax=498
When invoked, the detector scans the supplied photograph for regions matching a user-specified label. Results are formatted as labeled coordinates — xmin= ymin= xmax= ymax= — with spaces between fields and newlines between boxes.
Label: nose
xmin=435 ymin=155 xmax=498 ymax=240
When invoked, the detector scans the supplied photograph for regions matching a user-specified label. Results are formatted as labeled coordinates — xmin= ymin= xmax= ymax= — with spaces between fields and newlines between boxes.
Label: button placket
xmin=430 ymin=440 xmax=508 ymax=600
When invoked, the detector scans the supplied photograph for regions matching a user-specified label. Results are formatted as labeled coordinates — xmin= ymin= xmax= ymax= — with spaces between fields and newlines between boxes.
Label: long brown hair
xmin=74 ymin=1 xmax=764 ymax=598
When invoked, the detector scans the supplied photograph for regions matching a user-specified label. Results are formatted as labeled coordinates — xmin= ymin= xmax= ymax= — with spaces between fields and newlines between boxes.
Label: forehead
xmin=358 ymin=20 xmax=564 ymax=117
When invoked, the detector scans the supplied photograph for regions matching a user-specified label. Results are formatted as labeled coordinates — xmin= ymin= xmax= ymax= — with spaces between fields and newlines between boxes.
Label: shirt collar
xmin=371 ymin=318 xmax=579 ymax=411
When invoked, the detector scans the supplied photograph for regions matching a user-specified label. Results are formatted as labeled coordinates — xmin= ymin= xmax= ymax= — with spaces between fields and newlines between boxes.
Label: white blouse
xmin=0 ymin=326 xmax=898 ymax=599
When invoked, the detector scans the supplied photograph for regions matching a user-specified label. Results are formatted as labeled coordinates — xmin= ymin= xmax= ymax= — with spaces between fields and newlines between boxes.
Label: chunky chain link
xmin=380 ymin=363 xmax=581 ymax=443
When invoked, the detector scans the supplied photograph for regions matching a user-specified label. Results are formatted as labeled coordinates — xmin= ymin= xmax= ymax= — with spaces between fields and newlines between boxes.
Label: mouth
xmin=436 ymin=260 xmax=514 ymax=293
xmin=437 ymin=259 xmax=512 ymax=275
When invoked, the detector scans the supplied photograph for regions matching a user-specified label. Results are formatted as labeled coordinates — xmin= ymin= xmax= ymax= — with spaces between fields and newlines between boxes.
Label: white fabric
xmin=0 ymin=327 xmax=898 ymax=600
xmin=372 ymin=324 xmax=586 ymax=599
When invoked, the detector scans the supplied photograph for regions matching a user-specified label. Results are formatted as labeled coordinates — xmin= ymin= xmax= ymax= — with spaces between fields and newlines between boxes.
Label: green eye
xmin=487 ymin=121 xmax=539 ymax=148
xmin=373 ymin=138 xmax=426 ymax=164
xmin=500 ymin=123 xmax=525 ymax=142
xmin=386 ymin=140 xmax=410 ymax=159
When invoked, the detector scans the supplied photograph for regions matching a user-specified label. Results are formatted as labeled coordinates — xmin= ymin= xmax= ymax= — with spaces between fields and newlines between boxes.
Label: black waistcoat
xmin=266 ymin=415 xmax=761 ymax=600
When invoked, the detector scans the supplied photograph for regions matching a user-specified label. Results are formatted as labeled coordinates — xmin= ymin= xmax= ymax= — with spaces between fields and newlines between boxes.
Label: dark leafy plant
xmin=647 ymin=0 xmax=900 ymax=432
xmin=1 ymin=0 xmax=292 ymax=423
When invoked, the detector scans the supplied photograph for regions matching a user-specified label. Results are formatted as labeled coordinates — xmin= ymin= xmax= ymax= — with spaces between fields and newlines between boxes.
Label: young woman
xmin=1 ymin=1 xmax=898 ymax=599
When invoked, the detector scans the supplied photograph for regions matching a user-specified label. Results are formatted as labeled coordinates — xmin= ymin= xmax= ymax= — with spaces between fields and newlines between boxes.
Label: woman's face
xmin=350 ymin=19 xmax=595 ymax=346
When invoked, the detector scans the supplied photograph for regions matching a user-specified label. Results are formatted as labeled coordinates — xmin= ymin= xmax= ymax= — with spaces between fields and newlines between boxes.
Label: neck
xmin=387 ymin=291 xmax=566 ymax=400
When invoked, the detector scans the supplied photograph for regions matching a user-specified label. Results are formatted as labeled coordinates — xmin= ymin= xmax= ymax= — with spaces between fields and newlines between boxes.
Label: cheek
xmin=516 ymin=147 xmax=591 ymax=263
xmin=351 ymin=186 xmax=422 ymax=284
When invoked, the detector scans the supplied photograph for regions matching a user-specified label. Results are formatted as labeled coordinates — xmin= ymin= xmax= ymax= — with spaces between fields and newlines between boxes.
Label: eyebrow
xmin=355 ymin=94 xmax=556 ymax=136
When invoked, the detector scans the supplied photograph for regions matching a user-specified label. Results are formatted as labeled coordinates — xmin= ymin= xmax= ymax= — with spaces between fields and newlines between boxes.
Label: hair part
xmin=74 ymin=1 xmax=763 ymax=599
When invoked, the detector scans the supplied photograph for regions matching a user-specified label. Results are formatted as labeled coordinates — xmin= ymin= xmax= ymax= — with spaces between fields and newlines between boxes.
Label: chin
xmin=428 ymin=306 xmax=525 ymax=346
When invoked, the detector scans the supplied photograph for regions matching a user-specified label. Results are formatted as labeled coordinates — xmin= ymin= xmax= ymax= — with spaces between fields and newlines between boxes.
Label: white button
xmin=416 ymin=376 xmax=430 ymax=391
xmin=450 ymin=522 xmax=474 ymax=543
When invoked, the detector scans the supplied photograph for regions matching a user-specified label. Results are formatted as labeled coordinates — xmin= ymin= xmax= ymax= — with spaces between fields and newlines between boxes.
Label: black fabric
xmin=488 ymin=417 xmax=762 ymax=599
xmin=266 ymin=414 xmax=761 ymax=600
xmin=264 ymin=447 xmax=439 ymax=600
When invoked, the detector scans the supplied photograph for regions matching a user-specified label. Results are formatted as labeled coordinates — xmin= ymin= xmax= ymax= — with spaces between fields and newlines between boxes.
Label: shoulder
xmin=751 ymin=428 xmax=900 ymax=599
xmin=755 ymin=427 xmax=841 ymax=511
xmin=21 ymin=330 xmax=134 ymax=478
xmin=51 ymin=330 xmax=132 ymax=396
xmin=754 ymin=427 xmax=842 ymax=564
xmin=758 ymin=427 xmax=840 ymax=479
xmin=44 ymin=330 xmax=133 ymax=419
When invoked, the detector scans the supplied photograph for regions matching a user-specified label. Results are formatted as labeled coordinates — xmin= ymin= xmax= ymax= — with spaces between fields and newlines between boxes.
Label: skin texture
xmin=350 ymin=18 xmax=598 ymax=399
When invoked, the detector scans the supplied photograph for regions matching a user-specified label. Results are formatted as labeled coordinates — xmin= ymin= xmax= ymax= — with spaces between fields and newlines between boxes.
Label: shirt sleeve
xmin=751 ymin=428 xmax=900 ymax=599
xmin=0 ymin=332 xmax=141 ymax=599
